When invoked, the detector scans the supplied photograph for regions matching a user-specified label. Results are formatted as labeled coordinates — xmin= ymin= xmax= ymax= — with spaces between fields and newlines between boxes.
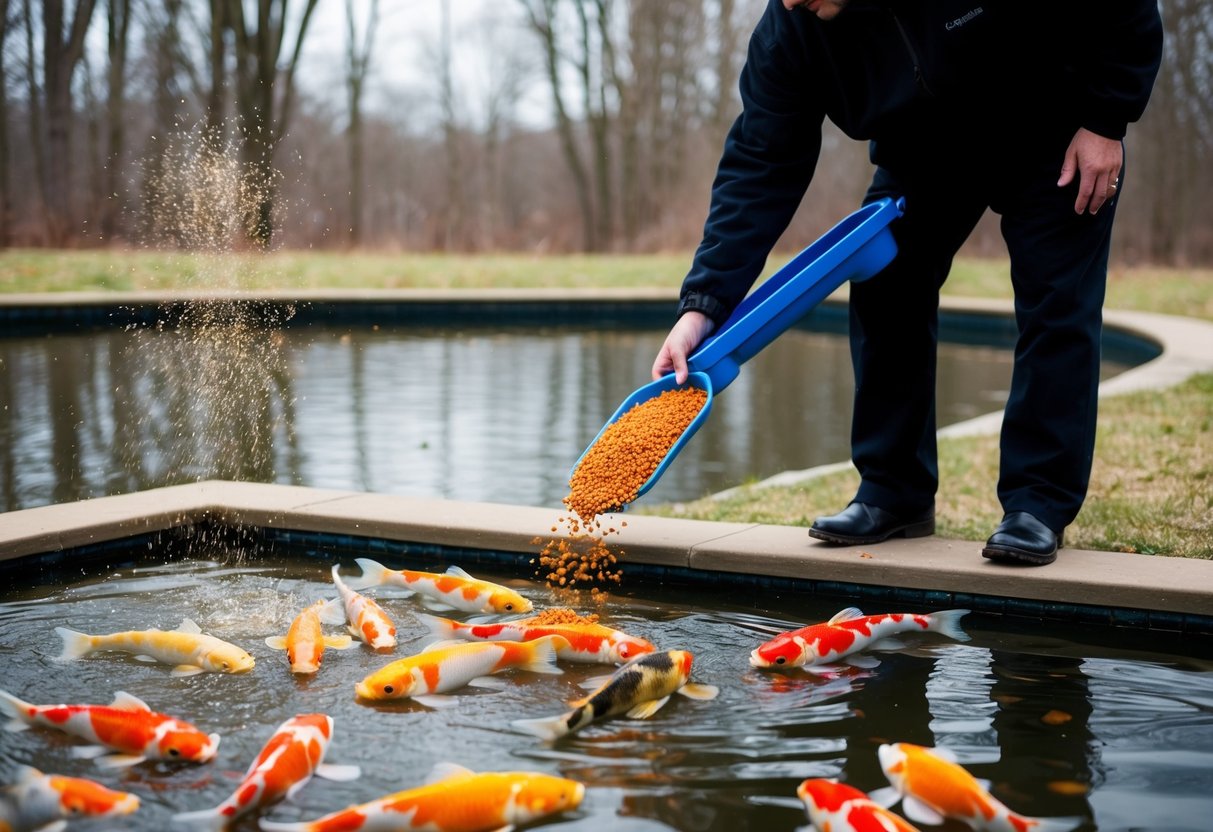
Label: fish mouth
xmin=570 ymin=781 xmax=586 ymax=807
xmin=748 ymin=649 xmax=770 ymax=668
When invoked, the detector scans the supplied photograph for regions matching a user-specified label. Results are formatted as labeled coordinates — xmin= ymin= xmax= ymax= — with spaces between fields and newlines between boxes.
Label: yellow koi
xmin=54 ymin=618 xmax=254 ymax=677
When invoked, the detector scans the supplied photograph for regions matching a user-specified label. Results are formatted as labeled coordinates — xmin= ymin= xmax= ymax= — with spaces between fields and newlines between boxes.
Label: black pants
xmin=849 ymin=141 xmax=1120 ymax=532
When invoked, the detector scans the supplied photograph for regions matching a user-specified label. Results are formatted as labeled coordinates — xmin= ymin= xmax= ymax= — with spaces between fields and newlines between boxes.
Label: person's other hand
xmin=1057 ymin=128 xmax=1122 ymax=215
xmin=652 ymin=311 xmax=715 ymax=384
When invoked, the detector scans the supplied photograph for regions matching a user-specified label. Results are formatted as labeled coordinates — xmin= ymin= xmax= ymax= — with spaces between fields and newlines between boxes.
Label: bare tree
xmin=0 ymin=0 xmax=13 ymax=245
xmin=225 ymin=0 xmax=320 ymax=247
xmin=520 ymin=0 xmax=596 ymax=251
xmin=344 ymin=0 xmax=379 ymax=247
xmin=41 ymin=0 xmax=98 ymax=245
xmin=100 ymin=0 xmax=131 ymax=242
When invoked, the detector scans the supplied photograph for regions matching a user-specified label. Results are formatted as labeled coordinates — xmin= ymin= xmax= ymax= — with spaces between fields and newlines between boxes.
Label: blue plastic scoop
xmin=570 ymin=196 xmax=905 ymax=509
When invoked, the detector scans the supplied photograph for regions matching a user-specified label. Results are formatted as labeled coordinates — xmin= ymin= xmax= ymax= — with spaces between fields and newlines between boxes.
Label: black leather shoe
xmin=809 ymin=502 xmax=935 ymax=545
xmin=981 ymin=511 xmax=1064 ymax=566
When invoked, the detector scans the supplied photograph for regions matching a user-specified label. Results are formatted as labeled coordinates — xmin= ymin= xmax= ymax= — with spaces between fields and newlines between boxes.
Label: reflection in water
xmin=1 ymin=324 xmax=1126 ymax=512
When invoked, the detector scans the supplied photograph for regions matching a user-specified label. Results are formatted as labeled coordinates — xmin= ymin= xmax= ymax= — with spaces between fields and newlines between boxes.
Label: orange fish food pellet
xmin=535 ymin=386 xmax=708 ymax=593
xmin=565 ymin=387 xmax=709 ymax=521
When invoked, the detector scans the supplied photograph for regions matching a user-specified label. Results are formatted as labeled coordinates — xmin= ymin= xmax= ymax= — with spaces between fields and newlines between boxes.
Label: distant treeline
xmin=2 ymin=0 xmax=1211 ymax=265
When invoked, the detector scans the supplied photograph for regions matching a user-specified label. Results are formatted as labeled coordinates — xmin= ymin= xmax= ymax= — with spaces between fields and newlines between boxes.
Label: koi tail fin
xmin=170 ymin=806 xmax=228 ymax=831
xmin=54 ymin=626 xmax=95 ymax=662
xmin=928 ymin=609 xmax=971 ymax=642
xmin=416 ymin=612 xmax=462 ymax=641
xmin=0 ymin=689 xmax=34 ymax=730
xmin=522 ymin=635 xmax=568 ymax=675
xmin=511 ymin=710 xmax=576 ymax=741
xmin=344 ymin=557 xmax=389 ymax=591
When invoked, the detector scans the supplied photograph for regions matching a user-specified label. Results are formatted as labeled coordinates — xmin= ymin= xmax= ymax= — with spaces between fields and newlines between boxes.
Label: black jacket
xmin=679 ymin=0 xmax=1164 ymax=326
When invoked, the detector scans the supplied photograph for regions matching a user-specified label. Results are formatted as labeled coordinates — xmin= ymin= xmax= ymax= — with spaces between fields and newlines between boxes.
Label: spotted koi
xmin=0 ymin=765 xmax=139 ymax=831
xmin=345 ymin=558 xmax=532 ymax=615
xmin=418 ymin=611 xmax=654 ymax=665
xmin=749 ymin=607 xmax=970 ymax=670
xmin=0 ymin=689 xmax=219 ymax=769
xmin=798 ymin=778 xmax=921 ymax=832
xmin=327 ymin=565 xmax=397 ymax=650
xmin=265 ymin=600 xmax=355 ymax=674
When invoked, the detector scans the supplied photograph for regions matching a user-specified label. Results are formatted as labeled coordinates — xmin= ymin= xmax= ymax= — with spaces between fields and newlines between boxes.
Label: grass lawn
xmin=2 ymin=248 xmax=1211 ymax=558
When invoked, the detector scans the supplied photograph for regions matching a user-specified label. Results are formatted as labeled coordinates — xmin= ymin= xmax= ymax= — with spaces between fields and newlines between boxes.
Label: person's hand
xmin=1057 ymin=128 xmax=1123 ymax=215
xmin=652 ymin=311 xmax=715 ymax=384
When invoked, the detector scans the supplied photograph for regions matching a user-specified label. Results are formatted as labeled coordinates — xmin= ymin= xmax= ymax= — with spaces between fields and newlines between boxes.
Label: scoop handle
xmin=688 ymin=197 xmax=904 ymax=393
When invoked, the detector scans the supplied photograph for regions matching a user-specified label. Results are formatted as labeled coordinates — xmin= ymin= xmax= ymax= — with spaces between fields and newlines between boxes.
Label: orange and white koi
xmin=172 ymin=713 xmax=360 ymax=830
xmin=511 ymin=649 xmax=718 ymax=741
xmin=265 ymin=601 xmax=355 ymax=674
xmin=327 ymin=565 xmax=397 ymax=650
xmin=0 ymin=689 xmax=219 ymax=769
xmin=346 ymin=557 xmax=533 ymax=615
xmin=797 ymin=778 xmax=921 ymax=832
xmin=0 ymin=765 xmax=139 ymax=832
xmin=749 ymin=607 xmax=970 ymax=670
xmin=874 ymin=743 xmax=1082 ymax=832
xmin=54 ymin=618 xmax=255 ymax=677
xmin=418 ymin=611 xmax=654 ymax=665
xmin=354 ymin=636 xmax=566 ymax=707
xmin=257 ymin=763 xmax=583 ymax=832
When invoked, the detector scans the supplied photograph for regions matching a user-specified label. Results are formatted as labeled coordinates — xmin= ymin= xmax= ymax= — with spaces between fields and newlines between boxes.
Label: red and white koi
xmin=797 ymin=778 xmax=921 ymax=832
xmin=1 ymin=766 xmax=139 ymax=832
xmin=172 ymin=713 xmax=360 ymax=830
xmin=265 ymin=601 xmax=355 ymax=674
xmin=354 ymin=636 xmax=566 ymax=707
xmin=749 ymin=607 xmax=970 ymax=670
xmin=0 ymin=689 xmax=219 ymax=769
xmin=512 ymin=649 xmax=719 ymax=741
xmin=418 ymin=611 xmax=654 ymax=665
xmin=874 ymin=743 xmax=1082 ymax=832
xmin=346 ymin=557 xmax=533 ymax=614
xmin=54 ymin=618 xmax=255 ymax=677
xmin=257 ymin=763 xmax=583 ymax=832
xmin=327 ymin=565 xmax=397 ymax=650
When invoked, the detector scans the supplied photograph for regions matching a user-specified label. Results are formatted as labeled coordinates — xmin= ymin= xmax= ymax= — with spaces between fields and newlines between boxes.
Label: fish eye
xmin=504 ymin=603 xmax=514 ymax=611
xmin=775 ymin=656 xmax=786 ymax=665
xmin=383 ymin=685 xmax=393 ymax=694
xmin=169 ymin=748 xmax=180 ymax=756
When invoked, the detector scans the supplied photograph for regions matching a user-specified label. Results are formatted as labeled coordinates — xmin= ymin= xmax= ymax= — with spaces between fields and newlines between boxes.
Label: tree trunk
xmin=0 ymin=0 xmax=12 ymax=246
xmin=41 ymin=0 xmax=98 ymax=245
xmin=101 ymin=0 xmax=130 ymax=243
xmin=345 ymin=0 xmax=379 ymax=248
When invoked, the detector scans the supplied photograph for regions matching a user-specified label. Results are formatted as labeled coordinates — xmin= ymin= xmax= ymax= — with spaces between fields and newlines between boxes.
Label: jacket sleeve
xmin=678 ymin=1 xmax=825 ymax=327
xmin=1070 ymin=0 xmax=1164 ymax=140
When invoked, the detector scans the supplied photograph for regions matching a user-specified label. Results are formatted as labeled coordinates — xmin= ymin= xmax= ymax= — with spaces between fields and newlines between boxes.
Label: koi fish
xmin=0 ymin=689 xmax=219 ymax=769
xmin=257 ymin=763 xmax=583 ymax=832
xmin=874 ymin=743 xmax=1082 ymax=832
xmin=418 ymin=610 xmax=654 ymax=665
xmin=511 ymin=650 xmax=719 ymax=740
xmin=354 ymin=636 xmax=566 ymax=707
xmin=346 ymin=557 xmax=533 ymax=614
xmin=0 ymin=765 xmax=139 ymax=832
xmin=54 ymin=618 xmax=255 ymax=677
xmin=749 ymin=607 xmax=970 ymax=670
xmin=172 ymin=713 xmax=360 ymax=830
xmin=797 ymin=778 xmax=921 ymax=832
xmin=265 ymin=601 xmax=355 ymax=674
xmin=327 ymin=565 xmax=397 ymax=650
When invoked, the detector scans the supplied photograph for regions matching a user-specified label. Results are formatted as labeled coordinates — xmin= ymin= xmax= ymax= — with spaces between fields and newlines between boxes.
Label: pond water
xmin=0 ymin=324 xmax=1128 ymax=513
xmin=1 ymin=555 xmax=1210 ymax=831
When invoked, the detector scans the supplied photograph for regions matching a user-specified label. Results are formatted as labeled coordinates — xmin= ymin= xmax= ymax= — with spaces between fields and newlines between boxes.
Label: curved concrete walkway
xmin=1 ymin=294 xmax=1211 ymax=623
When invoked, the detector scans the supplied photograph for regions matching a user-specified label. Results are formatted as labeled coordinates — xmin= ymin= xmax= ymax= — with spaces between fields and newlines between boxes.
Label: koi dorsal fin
xmin=827 ymin=607 xmax=865 ymax=625
xmin=445 ymin=565 xmax=474 ymax=580
xmin=109 ymin=691 xmax=151 ymax=712
xmin=175 ymin=618 xmax=203 ymax=634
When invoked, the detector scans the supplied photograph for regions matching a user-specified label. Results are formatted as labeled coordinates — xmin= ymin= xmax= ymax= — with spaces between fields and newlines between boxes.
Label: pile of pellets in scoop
xmin=535 ymin=386 xmax=709 ymax=593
